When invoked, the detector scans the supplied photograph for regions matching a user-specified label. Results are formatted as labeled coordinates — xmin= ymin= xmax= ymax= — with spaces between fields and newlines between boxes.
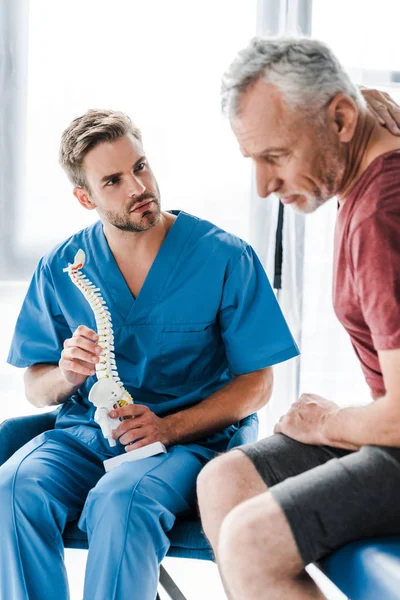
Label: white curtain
xmin=251 ymin=0 xmax=310 ymax=437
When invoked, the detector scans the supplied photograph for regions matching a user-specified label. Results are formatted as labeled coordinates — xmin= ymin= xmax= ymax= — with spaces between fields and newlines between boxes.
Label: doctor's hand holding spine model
xmin=1 ymin=109 xmax=300 ymax=600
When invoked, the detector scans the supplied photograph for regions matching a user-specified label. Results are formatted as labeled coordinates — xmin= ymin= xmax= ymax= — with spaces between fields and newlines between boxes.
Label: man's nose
xmin=127 ymin=175 xmax=146 ymax=197
xmin=255 ymin=167 xmax=281 ymax=198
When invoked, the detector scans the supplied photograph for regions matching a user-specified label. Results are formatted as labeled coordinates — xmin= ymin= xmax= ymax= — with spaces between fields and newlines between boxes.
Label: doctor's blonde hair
xmin=59 ymin=109 xmax=142 ymax=190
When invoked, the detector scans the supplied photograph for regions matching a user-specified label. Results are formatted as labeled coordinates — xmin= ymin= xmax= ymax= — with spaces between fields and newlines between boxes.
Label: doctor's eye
xmin=105 ymin=176 xmax=120 ymax=187
xmin=134 ymin=162 xmax=146 ymax=173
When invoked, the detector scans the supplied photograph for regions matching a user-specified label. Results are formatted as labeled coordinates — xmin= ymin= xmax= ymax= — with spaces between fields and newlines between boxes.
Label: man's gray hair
xmin=222 ymin=37 xmax=365 ymax=118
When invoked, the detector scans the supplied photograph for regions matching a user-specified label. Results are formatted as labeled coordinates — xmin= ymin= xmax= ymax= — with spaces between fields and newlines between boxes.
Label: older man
xmin=197 ymin=37 xmax=400 ymax=599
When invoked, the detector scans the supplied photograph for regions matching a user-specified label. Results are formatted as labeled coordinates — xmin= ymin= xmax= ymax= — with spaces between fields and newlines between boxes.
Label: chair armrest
xmin=0 ymin=410 xmax=58 ymax=466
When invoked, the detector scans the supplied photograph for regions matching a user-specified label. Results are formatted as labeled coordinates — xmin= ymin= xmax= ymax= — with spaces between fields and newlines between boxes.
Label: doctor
xmin=1 ymin=109 xmax=299 ymax=600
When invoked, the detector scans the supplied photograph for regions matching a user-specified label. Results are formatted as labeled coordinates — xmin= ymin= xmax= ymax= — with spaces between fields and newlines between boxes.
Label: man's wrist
xmin=320 ymin=406 xmax=341 ymax=446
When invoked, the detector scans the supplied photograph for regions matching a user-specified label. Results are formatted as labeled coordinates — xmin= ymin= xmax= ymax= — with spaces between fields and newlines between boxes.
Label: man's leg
xmin=197 ymin=450 xmax=267 ymax=552
xmin=211 ymin=441 xmax=400 ymax=599
xmin=0 ymin=430 xmax=104 ymax=600
xmin=80 ymin=443 xmax=215 ymax=600
xmin=197 ymin=434 xmax=347 ymax=555
xmin=218 ymin=490 xmax=325 ymax=600
xmin=197 ymin=446 xmax=324 ymax=599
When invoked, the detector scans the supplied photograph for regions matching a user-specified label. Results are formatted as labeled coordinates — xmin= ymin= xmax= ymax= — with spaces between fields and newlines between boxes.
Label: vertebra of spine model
xmin=63 ymin=249 xmax=133 ymax=446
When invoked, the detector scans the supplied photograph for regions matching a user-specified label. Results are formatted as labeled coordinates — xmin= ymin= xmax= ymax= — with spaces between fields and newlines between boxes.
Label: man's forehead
xmin=84 ymin=135 xmax=144 ymax=175
xmin=231 ymin=79 xmax=293 ymax=156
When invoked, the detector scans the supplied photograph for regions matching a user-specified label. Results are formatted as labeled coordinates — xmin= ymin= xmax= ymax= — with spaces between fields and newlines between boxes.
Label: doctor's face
xmin=231 ymin=78 xmax=346 ymax=213
xmin=81 ymin=134 xmax=161 ymax=232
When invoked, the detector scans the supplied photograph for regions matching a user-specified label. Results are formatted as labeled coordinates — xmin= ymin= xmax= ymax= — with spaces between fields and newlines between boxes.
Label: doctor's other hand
xmin=59 ymin=324 xmax=102 ymax=387
xmin=361 ymin=88 xmax=400 ymax=135
xmin=274 ymin=393 xmax=340 ymax=445
xmin=110 ymin=404 xmax=172 ymax=450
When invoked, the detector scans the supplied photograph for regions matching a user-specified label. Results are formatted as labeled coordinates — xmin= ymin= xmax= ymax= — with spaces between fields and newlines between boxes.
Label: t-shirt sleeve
xmin=7 ymin=259 xmax=72 ymax=368
xmin=219 ymin=245 xmax=299 ymax=375
xmin=351 ymin=210 xmax=400 ymax=350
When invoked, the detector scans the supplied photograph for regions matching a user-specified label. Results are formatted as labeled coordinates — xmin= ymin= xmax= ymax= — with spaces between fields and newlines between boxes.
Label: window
xmin=1 ymin=0 xmax=257 ymax=425
xmin=19 ymin=0 xmax=257 ymax=259
xmin=300 ymin=0 xmax=400 ymax=405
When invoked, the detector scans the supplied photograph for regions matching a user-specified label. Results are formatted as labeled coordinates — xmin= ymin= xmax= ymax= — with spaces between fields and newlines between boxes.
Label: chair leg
xmin=158 ymin=564 xmax=188 ymax=600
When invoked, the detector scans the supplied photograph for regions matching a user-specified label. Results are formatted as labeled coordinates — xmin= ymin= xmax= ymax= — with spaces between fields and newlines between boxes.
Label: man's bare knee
xmin=197 ymin=449 xmax=267 ymax=536
xmin=197 ymin=449 xmax=266 ymax=506
xmin=197 ymin=451 xmax=241 ymax=499
xmin=198 ymin=449 xmax=266 ymax=553
xmin=219 ymin=491 xmax=305 ymax=580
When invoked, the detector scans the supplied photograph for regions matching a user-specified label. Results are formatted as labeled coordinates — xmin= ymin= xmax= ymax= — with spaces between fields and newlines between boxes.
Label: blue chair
xmin=0 ymin=410 xmax=258 ymax=600
xmin=5 ymin=414 xmax=400 ymax=599
xmin=318 ymin=538 xmax=400 ymax=600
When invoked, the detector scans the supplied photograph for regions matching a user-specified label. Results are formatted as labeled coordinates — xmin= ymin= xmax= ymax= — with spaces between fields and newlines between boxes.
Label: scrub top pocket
xmin=160 ymin=323 xmax=221 ymax=391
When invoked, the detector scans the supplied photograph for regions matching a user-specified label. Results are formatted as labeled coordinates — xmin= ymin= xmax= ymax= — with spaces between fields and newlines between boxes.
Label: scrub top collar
xmin=86 ymin=210 xmax=197 ymax=323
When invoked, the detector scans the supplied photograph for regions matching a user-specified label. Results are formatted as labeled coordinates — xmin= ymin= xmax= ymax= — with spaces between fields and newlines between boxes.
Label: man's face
xmin=82 ymin=134 xmax=161 ymax=232
xmin=231 ymin=79 xmax=347 ymax=214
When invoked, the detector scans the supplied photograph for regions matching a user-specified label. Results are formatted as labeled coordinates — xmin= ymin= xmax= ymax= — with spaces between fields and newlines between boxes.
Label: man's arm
xmin=322 ymin=347 xmax=400 ymax=448
xmin=24 ymin=325 xmax=102 ymax=408
xmin=111 ymin=366 xmax=273 ymax=450
xmin=274 ymin=348 xmax=400 ymax=450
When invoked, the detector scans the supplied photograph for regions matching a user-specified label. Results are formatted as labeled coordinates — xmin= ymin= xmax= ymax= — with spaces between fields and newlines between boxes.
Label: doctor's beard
xmin=105 ymin=193 xmax=161 ymax=232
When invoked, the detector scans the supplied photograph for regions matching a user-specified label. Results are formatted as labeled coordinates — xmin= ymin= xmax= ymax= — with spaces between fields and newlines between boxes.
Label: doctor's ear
xmin=73 ymin=187 xmax=96 ymax=210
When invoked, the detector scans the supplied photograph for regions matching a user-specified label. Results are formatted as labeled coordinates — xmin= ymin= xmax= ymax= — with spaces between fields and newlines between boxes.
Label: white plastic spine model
xmin=63 ymin=249 xmax=133 ymax=447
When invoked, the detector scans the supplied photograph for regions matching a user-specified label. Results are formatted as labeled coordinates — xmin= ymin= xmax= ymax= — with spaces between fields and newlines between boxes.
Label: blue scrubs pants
xmin=0 ymin=429 xmax=216 ymax=600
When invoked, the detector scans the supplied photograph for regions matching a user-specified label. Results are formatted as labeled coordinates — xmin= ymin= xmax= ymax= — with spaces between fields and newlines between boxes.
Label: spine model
xmin=63 ymin=249 xmax=133 ymax=446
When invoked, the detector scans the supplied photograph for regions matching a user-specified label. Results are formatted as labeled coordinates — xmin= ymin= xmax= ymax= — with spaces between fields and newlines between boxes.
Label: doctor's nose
xmin=255 ymin=167 xmax=281 ymax=199
xmin=127 ymin=175 xmax=146 ymax=197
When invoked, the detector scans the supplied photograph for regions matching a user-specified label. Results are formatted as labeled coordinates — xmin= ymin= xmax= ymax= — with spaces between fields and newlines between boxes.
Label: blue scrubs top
xmin=8 ymin=211 xmax=299 ymax=455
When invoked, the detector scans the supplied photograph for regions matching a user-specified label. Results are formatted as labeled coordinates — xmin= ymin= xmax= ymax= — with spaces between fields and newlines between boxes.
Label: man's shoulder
xmin=349 ymin=150 xmax=400 ymax=230
xmin=368 ymin=148 xmax=400 ymax=191
xmin=39 ymin=221 xmax=101 ymax=272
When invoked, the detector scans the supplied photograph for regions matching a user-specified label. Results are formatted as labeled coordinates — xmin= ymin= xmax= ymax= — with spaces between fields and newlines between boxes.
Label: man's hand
xmin=110 ymin=404 xmax=173 ymax=451
xmin=274 ymin=393 xmax=340 ymax=445
xmin=59 ymin=325 xmax=102 ymax=387
xmin=361 ymin=88 xmax=400 ymax=135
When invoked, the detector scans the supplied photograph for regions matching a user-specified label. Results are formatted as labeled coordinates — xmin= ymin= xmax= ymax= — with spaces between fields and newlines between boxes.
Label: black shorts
xmin=238 ymin=433 xmax=400 ymax=565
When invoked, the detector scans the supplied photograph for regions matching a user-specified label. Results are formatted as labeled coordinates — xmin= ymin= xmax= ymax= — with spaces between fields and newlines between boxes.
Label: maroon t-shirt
xmin=333 ymin=149 xmax=400 ymax=399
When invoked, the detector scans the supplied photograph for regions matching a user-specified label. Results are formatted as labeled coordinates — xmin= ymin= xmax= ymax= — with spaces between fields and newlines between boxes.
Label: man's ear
xmin=327 ymin=93 xmax=359 ymax=143
xmin=73 ymin=187 xmax=96 ymax=210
